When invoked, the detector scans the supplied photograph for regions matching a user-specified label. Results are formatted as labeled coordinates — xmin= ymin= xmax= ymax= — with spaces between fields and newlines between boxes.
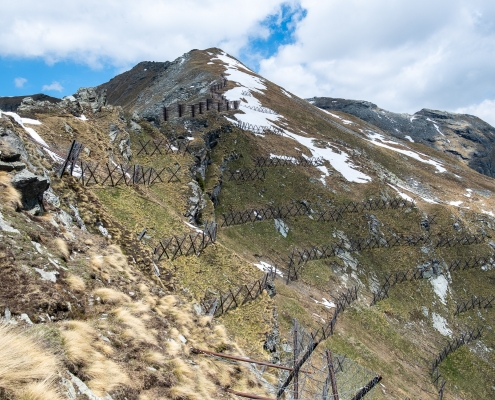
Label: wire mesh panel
xmin=274 ymin=320 xmax=380 ymax=400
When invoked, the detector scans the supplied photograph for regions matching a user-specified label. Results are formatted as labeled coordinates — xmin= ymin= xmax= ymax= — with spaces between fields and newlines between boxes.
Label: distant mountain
xmin=0 ymin=93 xmax=61 ymax=112
xmin=308 ymin=97 xmax=495 ymax=178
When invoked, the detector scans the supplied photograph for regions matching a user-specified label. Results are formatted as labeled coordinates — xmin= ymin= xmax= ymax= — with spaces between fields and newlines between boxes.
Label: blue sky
xmin=0 ymin=58 xmax=118 ymax=98
xmin=0 ymin=0 xmax=494 ymax=125
xmin=0 ymin=1 xmax=302 ymax=99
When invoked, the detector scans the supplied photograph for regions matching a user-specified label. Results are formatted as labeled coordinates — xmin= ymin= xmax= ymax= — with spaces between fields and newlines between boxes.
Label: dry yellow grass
xmin=66 ymin=274 xmax=86 ymax=292
xmin=93 ymin=287 xmax=131 ymax=305
xmin=112 ymin=306 xmax=157 ymax=345
xmin=0 ymin=323 xmax=63 ymax=399
xmin=53 ymin=238 xmax=69 ymax=261
xmin=60 ymin=320 xmax=130 ymax=397
xmin=0 ymin=171 xmax=21 ymax=210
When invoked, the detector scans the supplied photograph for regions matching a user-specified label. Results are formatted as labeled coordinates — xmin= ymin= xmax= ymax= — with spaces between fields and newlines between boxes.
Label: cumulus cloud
xmin=0 ymin=0 xmax=288 ymax=69
xmin=42 ymin=81 xmax=63 ymax=92
xmin=456 ymin=99 xmax=495 ymax=127
xmin=259 ymin=0 xmax=495 ymax=120
xmin=14 ymin=77 xmax=27 ymax=88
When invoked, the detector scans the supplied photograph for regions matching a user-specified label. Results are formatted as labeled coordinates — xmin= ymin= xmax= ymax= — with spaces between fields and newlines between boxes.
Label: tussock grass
xmin=66 ymin=274 xmax=86 ymax=292
xmin=111 ymin=306 xmax=157 ymax=345
xmin=0 ymin=323 xmax=63 ymax=399
xmin=93 ymin=288 xmax=131 ymax=305
xmin=0 ymin=171 xmax=21 ymax=210
xmin=53 ymin=238 xmax=69 ymax=261
xmin=60 ymin=320 xmax=130 ymax=396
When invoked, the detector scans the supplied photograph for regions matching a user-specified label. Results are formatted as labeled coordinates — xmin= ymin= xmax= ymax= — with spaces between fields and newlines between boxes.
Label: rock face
xmin=308 ymin=97 xmax=495 ymax=178
xmin=11 ymin=170 xmax=50 ymax=214
xmin=96 ymin=51 xmax=218 ymax=125
xmin=0 ymin=94 xmax=61 ymax=112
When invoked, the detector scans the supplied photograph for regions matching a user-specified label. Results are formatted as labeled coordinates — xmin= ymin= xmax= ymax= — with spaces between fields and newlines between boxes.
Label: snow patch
xmin=76 ymin=114 xmax=88 ymax=121
xmin=464 ymin=189 xmax=472 ymax=198
xmin=253 ymin=261 xmax=283 ymax=277
xmin=3 ymin=112 xmax=49 ymax=147
xmin=430 ymin=274 xmax=449 ymax=305
xmin=281 ymin=89 xmax=292 ymax=98
xmin=313 ymin=298 xmax=336 ymax=309
xmin=432 ymin=313 xmax=452 ymax=336
xmin=366 ymin=131 xmax=446 ymax=173
xmin=34 ymin=268 xmax=58 ymax=283
xmin=387 ymin=184 xmax=414 ymax=202
xmin=449 ymin=201 xmax=463 ymax=207
xmin=404 ymin=135 xmax=414 ymax=142
xmin=286 ymin=132 xmax=371 ymax=184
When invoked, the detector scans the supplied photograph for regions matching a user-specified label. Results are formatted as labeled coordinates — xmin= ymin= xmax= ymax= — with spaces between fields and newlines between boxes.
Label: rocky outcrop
xmin=309 ymin=97 xmax=495 ymax=178
xmin=11 ymin=170 xmax=50 ymax=214
xmin=0 ymin=94 xmax=61 ymax=112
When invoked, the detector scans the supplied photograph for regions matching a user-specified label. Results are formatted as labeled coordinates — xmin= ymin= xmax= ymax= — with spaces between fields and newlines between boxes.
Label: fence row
xmin=136 ymin=137 xmax=192 ymax=157
xmin=254 ymin=156 xmax=325 ymax=168
xmin=221 ymin=197 xmax=415 ymax=228
xmin=316 ymin=197 xmax=415 ymax=222
xmin=240 ymin=104 xmax=278 ymax=115
xmin=221 ymin=202 xmax=309 ymax=227
xmin=371 ymin=256 xmax=494 ymax=305
xmin=235 ymin=120 xmax=285 ymax=136
xmin=287 ymin=236 xmax=487 ymax=283
xmin=200 ymin=270 xmax=276 ymax=318
xmin=277 ymin=287 xmax=359 ymax=398
xmin=226 ymin=168 xmax=266 ymax=182
xmin=163 ymin=99 xmax=240 ymax=121
xmin=153 ymin=222 xmax=217 ymax=261
xmin=454 ymin=295 xmax=494 ymax=316
xmin=431 ymin=327 xmax=483 ymax=377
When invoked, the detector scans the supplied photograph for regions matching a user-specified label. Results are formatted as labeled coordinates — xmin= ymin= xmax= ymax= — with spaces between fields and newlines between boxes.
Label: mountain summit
xmin=0 ymin=48 xmax=494 ymax=399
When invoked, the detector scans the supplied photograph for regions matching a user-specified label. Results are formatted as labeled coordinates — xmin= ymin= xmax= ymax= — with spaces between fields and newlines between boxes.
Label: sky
xmin=1 ymin=0 xmax=494 ymax=125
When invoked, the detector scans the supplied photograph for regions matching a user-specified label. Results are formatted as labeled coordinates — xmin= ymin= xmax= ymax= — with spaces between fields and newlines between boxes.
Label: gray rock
xmin=4 ymin=307 xmax=11 ymax=322
xmin=309 ymin=96 xmax=495 ymax=179
xmin=19 ymin=313 xmax=33 ymax=325
xmin=108 ymin=124 xmax=119 ymax=142
xmin=0 ymin=139 xmax=21 ymax=162
xmin=0 ymin=211 xmax=19 ymax=233
xmin=11 ymin=169 xmax=50 ymax=213
xmin=130 ymin=120 xmax=142 ymax=134
xmin=0 ymin=161 xmax=26 ymax=172
xmin=64 ymin=123 xmax=73 ymax=134
xmin=274 ymin=218 xmax=289 ymax=238
xmin=119 ymin=138 xmax=132 ymax=161
xmin=43 ymin=188 xmax=61 ymax=208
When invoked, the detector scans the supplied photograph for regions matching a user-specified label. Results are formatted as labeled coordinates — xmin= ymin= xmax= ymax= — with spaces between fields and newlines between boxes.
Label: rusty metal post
xmin=325 ymin=350 xmax=339 ymax=400
xmin=293 ymin=319 xmax=299 ymax=399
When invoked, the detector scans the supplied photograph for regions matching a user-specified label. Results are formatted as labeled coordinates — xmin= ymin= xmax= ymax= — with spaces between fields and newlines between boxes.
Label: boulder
xmin=11 ymin=170 xmax=50 ymax=214
xmin=0 ymin=139 xmax=21 ymax=162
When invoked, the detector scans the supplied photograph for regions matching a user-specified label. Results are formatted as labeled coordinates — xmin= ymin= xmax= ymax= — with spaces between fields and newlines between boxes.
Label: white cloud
xmin=259 ymin=0 xmax=495 ymax=123
xmin=456 ymin=99 xmax=495 ymax=127
xmin=14 ymin=77 xmax=27 ymax=88
xmin=42 ymin=81 xmax=63 ymax=92
xmin=0 ymin=0 xmax=288 ymax=69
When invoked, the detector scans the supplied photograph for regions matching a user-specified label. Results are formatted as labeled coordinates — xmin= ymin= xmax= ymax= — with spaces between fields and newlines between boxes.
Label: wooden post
xmin=206 ymin=98 xmax=211 ymax=111
xmin=293 ymin=319 xmax=299 ymax=399
xmin=350 ymin=376 xmax=382 ymax=400
xmin=217 ymin=101 xmax=221 ymax=112
xmin=191 ymin=104 xmax=195 ymax=117
xmin=325 ymin=350 xmax=339 ymax=400
xmin=199 ymin=102 xmax=203 ymax=114
xmin=163 ymin=107 xmax=168 ymax=121
xmin=178 ymin=104 xmax=183 ymax=117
